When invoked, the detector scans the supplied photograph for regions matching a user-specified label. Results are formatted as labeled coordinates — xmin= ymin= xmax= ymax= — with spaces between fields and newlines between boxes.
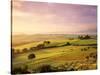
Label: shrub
xmin=81 ymin=49 xmax=83 ymax=51
xmin=29 ymin=47 xmax=36 ymax=51
xmin=15 ymin=49 xmax=20 ymax=54
xmin=67 ymin=42 xmax=71 ymax=45
xmin=83 ymin=48 xmax=87 ymax=51
xmin=78 ymin=35 xmax=91 ymax=39
xmin=57 ymin=65 xmax=67 ymax=71
xmin=84 ymin=35 xmax=91 ymax=39
xmin=37 ymin=44 xmax=45 ymax=49
xmin=12 ymin=65 xmax=31 ymax=74
xmin=78 ymin=35 xmax=83 ymax=39
xmin=88 ymin=47 xmax=90 ymax=49
xmin=12 ymin=67 xmax=22 ymax=74
xmin=63 ymin=42 xmax=71 ymax=46
xmin=22 ymin=48 xmax=28 ymax=53
xmin=86 ymin=56 xmax=89 ymax=61
xmin=81 ymin=48 xmax=87 ymax=51
xmin=28 ymin=53 xmax=36 ymax=59
xmin=78 ymin=64 xmax=89 ymax=70
xmin=89 ymin=52 xmax=97 ymax=63
xmin=85 ymin=52 xmax=97 ymax=63
xmin=38 ymin=64 xmax=54 ymax=73
xmin=44 ymin=41 xmax=50 ymax=45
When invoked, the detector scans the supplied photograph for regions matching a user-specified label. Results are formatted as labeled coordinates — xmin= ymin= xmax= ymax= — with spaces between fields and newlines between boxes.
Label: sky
xmin=12 ymin=1 xmax=97 ymax=35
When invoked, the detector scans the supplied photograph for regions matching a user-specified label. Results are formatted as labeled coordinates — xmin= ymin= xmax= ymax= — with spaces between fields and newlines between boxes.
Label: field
xmin=12 ymin=34 xmax=97 ymax=74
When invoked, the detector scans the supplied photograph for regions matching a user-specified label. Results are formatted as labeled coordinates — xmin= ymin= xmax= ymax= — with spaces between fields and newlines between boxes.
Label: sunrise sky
xmin=12 ymin=1 xmax=97 ymax=35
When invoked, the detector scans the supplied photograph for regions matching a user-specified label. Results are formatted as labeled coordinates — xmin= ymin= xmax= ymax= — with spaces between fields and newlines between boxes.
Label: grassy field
xmin=12 ymin=34 xmax=97 ymax=74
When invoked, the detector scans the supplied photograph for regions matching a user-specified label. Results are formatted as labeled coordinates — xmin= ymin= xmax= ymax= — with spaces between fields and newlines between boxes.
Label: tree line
xmin=78 ymin=35 xmax=91 ymax=39
xmin=12 ymin=40 xmax=71 ymax=56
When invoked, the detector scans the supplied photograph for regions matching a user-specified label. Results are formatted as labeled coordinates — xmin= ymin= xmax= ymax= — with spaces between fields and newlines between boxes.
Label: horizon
xmin=12 ymin=33 xmax=97 ymax=36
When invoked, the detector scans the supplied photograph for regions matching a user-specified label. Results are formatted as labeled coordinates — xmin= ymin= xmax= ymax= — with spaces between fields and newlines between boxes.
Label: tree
xmin=78 ymin=35 xmax=91 ymax=39
xmin=28 ymin=53 xmax=36 ymax=59
xmin=84 ymin=35 xmax=91 ymax=39
xmin=16 ymin=49 xmax=20 ymax=54
xmin=44 ymin=41 xmax=50 ymax=45
xmin=22 ymin=48 xmax=28 ymax=53
xmin=66 ymin=42 xmax=71 ymax=45
xmin=64 ymin=42 xmax=71 ymax=46
xmin=78 ymin=35 xmax=83 ymax=39
xmin=29 ymin=47 xmax=36 ymax=51
xmin=37 ymin=44 xmax=44 ymax=49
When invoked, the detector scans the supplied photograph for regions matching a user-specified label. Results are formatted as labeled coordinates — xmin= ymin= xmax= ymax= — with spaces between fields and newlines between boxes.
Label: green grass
xmin=12 ymin=45 xmax=97 ymax=70
xmin=13 ymin=39 xmax=97 ymax=51
xmin=72 ymin=39 xmax=97 ymax=45
xmin=12 ymin=38 xmax=97 ymax=72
